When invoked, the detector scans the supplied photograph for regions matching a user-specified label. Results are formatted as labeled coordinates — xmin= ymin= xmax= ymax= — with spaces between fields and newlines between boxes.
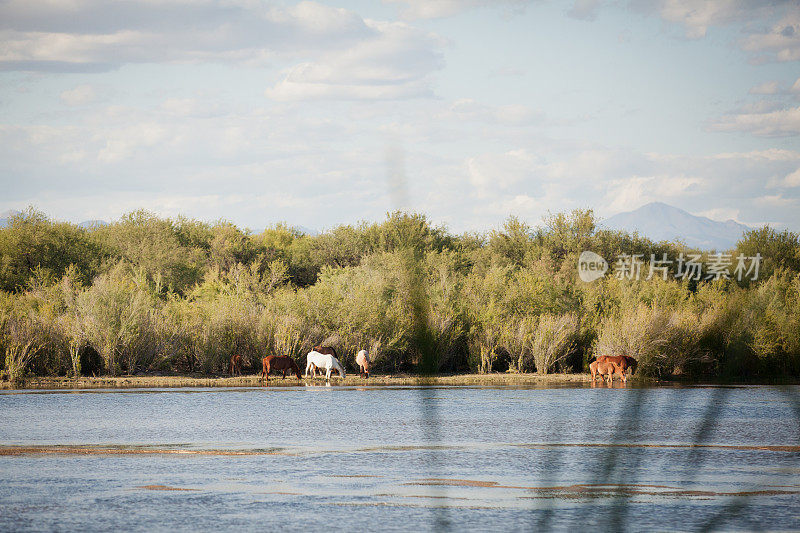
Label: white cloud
xmin=749 ymin=81 xmax=781 ymax=95
xmin=741 ymin=5 xmax=800 ymax=63
xmin=441 ymin=98 xmax=543 ymax=125
xmin=783 ymin=167 xmax=800 ymax=187
xmin=711 ymin=105 xmax=800 ymax=137
xmin=632 ymin=1 xmax=799 ymax=62
xmin=383 ymin=0 xmax=531 ymax=20
xmin=0 ymin=1 xmax=448 ymax=102
xmin=649 ymin=0 xmax=762 ymax=39
xmin=60 ymin=84 xmax=96 ymax=106
xmin=567 ymin=0 xmax=601 ymax=21
xmin=697 ymin=207 xmax=741 ymax=221
xmin=0 ymin=1 xmax=378 ymax=71
xmin=265 ymin=20 xmax=444 ymax=101
xmin=466 ymin=149 xmax=537 ymax=198
xmin=754 ymin=194 xmax=797 ymax=207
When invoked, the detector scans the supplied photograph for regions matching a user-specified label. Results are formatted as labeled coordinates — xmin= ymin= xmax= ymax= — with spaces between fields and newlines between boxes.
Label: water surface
xmin=1 ymin=383 xmax=798 ymax=531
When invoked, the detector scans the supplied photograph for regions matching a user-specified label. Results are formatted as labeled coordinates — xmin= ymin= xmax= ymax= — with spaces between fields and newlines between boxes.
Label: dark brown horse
xmin=261 ymin=355 xmax=302 ymax=382
xmin=313 ymin=345 xmax=338 ymax=358
xmin=595 ymin=355 xmax=638 ymax=375
xmin=229 ymin=354 xmax=242 ymax=377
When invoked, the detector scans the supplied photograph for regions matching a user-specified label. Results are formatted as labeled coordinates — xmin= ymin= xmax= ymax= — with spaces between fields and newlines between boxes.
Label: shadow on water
xmin=385 ymin=147 xmax=800 ymax=532
xmin=389 ymin=144 xmax=450 ymax=531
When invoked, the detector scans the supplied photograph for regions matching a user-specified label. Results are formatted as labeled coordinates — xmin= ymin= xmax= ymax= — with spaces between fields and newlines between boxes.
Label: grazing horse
xmin=261 ymin=355 xmax=302 ymax=382
xmin=356 ymin=349 xmax=370 ymax=378
xmin=596 ymin=355 xmax=638 ymax=376
xmin=309 ymin=346 xmax=339 ymax=377
xmin=590 ymin=360 xmax=627 ymax=383
xmin=229 ymin=354 xmax=242 ymax=377
xmin=305 ymin=350 xmax=346 ymax=381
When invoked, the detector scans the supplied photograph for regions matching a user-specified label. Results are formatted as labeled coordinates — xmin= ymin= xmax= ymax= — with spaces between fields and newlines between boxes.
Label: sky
xmin=1 ymin=0 xmax=799 ymax=234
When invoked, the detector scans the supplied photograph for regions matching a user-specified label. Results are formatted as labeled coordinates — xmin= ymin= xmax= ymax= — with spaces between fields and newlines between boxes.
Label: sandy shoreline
xmin=1 ymin=372 xmax=593 ymax=389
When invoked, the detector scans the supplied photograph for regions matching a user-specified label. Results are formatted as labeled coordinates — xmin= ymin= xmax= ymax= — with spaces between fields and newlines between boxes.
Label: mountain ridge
xmin=600 ymin=202 xmax=751 ymax=250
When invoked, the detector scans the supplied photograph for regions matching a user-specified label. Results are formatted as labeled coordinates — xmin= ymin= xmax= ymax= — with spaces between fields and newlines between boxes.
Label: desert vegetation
xmin=1 ymin=207 xmax=799 ymax=383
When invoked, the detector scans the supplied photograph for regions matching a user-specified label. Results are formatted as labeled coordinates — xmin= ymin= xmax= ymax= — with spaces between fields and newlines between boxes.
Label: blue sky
xmin=1 ymin=0 xmax=799 ymax=233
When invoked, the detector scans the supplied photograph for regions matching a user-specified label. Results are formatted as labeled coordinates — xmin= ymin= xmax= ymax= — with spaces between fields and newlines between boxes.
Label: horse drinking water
xmin=590 ymin=360 xmax=627 ymax=383
xmin=595 ymin=355 xmax=638 ymax=376
xmin=305 ymin=350 xmax=346 ymax=381
xmin=356 ymin=349 xmax=370 ymax=378
xmin=261 ymin=355 xmax=302 ymax=383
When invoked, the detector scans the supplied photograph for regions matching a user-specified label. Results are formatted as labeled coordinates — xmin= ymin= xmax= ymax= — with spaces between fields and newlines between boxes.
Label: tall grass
xmin=530 ymin=313 xmax=580 ymax=374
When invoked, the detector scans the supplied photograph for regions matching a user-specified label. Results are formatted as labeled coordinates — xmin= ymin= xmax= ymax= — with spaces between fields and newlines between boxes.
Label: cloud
xmin=466 ymin=149 xmax=537 ymax=198
xmin=383 ymin=0 xmax=531 ymax=20
xmin=453 ymin=142 xmax=800 ymax=229
xmin=441 ymin=99 xmax=543 ymax=125
xmin=3 ymin=89 xmax=800 ymax=233
xmin=0 ymin=1 xmax=447 ymax=102
xmin=0 ymin=1 xmax=378 ymax=71
xmin=265 ymin=20 xmax=444 ymax=101
xmin=641 ymin=0 xmax=768 ymax=39
xmin=741 ymin=5 xmax=800 ymax=63
xmin=60 ymin=84 xmax=96 ymax=106
xmin=710 ymin=105 xmax=800 ymax=137
xmin=631 ymin=1 xmax=799 ymax=62
xmin=783 ymin=167 xmax=800 ymax=187
xmin=748 ymin=78 xmax=800 ymax=96
xmin=749 ymin=81 xmax=781 ymax=95
xmin=567 ymin=0 xmax=601 ymax=21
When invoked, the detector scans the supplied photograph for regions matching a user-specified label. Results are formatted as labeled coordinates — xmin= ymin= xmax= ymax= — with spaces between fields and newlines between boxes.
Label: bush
xmin=531 ymin=313 xmax=580 ymax=374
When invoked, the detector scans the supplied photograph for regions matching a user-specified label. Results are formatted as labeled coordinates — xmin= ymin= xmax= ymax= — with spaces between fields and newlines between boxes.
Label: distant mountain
xmin=295 ymin=225 xmax=319 ymax=236
xmin=600 ymin=202 xmax=751 ymax=251
xmin=78 ymin=220 xmax=108 ymax=228
xmin=0 ymin=211 xmax=109 ymax=229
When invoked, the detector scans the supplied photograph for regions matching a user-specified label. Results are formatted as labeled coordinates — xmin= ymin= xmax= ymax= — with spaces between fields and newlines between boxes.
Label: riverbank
xmin=1 ymin=372 xmax=593 ymax=389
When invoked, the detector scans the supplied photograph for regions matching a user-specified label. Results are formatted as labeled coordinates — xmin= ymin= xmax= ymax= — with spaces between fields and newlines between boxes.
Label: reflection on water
xmin=0 ymin=384 xmax=798 ymax=531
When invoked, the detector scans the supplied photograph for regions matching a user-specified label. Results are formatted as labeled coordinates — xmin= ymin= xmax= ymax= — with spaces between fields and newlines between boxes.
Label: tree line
xmin=1 ymin=207 xmax=799 ymax=382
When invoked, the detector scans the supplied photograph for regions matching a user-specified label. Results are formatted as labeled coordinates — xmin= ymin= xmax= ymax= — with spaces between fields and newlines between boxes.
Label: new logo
xmin=578 ymin=251 xmax=608 ymax=283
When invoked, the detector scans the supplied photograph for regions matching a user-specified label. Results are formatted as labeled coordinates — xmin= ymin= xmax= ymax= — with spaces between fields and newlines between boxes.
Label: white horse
xmin=305 ymin=350 xmax=346 ymax=381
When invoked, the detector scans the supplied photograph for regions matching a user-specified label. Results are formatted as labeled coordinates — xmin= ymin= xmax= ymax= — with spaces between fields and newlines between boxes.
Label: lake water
xmin=1 ymin=383 xmax=799 ymax=531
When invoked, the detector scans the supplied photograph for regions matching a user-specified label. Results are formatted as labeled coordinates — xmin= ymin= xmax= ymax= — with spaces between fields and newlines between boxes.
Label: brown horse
xmin=261 ymin=355 xmax=302 ymax=382
xmin=595 ymin=355 xmax=638 ymax=375
xmin=590 ymin=360 xmax=627 ymax=383
xmin=229 ymin=354 xmax=242 ymax=377
xmin=313 ymin=345 xmax=338 ymax=358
